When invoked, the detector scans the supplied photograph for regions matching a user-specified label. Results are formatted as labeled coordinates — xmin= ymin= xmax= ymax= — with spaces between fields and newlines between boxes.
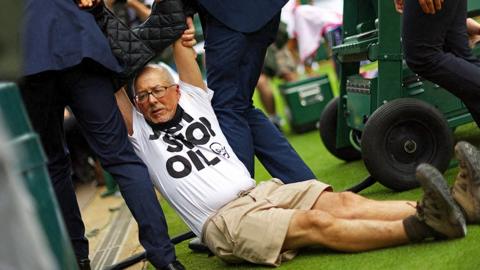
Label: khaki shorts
xmin=202 ymin=178 xmax=331 ymax=266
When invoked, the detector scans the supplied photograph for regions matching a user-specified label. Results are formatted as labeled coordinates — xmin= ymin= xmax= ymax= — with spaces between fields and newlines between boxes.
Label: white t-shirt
xmin=129 ymin=81 xmax=256 ymax=236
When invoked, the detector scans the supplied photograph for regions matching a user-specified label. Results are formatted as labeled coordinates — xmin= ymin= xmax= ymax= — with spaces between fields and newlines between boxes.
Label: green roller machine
xmin=319 ymin=0 xmax=480 ymax=191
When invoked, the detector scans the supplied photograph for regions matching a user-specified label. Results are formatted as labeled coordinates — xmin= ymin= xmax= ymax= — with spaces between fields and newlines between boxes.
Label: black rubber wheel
xmin=361 ymin=98 xmax=454 ymax=191
xmin=319 ymin=97 xmax=362 ymax=161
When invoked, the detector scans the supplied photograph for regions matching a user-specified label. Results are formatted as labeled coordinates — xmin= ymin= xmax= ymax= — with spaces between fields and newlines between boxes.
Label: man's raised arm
xmin=173 ymin=17 xmax=206 ymax=91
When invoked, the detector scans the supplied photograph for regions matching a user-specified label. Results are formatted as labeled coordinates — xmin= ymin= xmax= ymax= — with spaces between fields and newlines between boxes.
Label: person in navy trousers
xmin=194 ymin=0 xmax=317 ymax=183
xmin=396 ymin=0 xmax=480 ymax=127
xmin=19 ymin=0 xmax=184 ymax=269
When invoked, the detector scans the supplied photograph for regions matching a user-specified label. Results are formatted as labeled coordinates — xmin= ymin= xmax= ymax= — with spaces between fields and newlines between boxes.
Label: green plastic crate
xmin=280 ymin=75 xmax=334 ymax=133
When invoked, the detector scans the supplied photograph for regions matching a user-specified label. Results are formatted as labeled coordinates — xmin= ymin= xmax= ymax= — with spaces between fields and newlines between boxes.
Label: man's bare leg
xmin=313 ymin=191 xmax=416 ymax=221
xmin=283 ymin=210 xmax=409 ymax=252
xmin=284 ymin=164 xmax=467 ymax=252
xmin=256 ymin=73 xmax=276 ymax=117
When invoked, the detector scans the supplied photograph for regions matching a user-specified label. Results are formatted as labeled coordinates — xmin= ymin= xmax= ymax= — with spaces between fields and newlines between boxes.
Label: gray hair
xmin=132 ymin=63 xmax=175 ymax=94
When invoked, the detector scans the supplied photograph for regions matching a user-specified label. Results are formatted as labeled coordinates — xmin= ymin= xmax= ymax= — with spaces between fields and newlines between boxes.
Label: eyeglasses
xmin=134 ymin=84 xmax=177 ymax=103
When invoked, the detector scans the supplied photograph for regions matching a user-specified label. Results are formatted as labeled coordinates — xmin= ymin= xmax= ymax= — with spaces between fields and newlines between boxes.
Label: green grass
xmin=149 ymin=62 xmax=480 ymax=269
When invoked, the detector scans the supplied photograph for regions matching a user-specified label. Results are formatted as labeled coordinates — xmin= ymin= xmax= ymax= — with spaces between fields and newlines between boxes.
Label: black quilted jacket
xmin=88 ymin=0 xmax=188 ymax=84
xmin=132 ymin=0 xmax=187 ymax=53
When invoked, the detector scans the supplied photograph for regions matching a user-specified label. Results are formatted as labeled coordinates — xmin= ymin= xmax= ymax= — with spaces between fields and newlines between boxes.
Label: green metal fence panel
xmin=0 ymin=117 xmax=58 ymax=270
xmin=0 ymin=82 xmax=79 ymax=270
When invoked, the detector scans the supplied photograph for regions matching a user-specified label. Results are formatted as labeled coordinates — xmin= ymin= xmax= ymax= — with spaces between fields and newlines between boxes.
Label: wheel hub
xmin=403 ymin=139 xmax=417 ymax=154
xmin=385 ymin=121 xmax=435 ymax=167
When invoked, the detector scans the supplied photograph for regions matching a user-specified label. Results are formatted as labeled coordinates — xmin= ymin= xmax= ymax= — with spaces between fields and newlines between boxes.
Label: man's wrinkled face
xmin=134 ymin=67 xmax=180 ymax=124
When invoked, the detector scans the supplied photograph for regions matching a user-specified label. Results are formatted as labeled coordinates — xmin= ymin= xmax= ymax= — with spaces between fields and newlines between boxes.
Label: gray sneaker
xmin=416 ymin=163 xmax=467 ymax=238
xmin=452 ymin=141 xmax=480 ymax=223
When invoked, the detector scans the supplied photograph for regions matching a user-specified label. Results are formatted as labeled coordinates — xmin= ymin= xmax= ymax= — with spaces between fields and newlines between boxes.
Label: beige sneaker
xmin=452 ymin=141 xmax=480 ymax=223
xmin=416 ymin=163 xmax=467 ymax=238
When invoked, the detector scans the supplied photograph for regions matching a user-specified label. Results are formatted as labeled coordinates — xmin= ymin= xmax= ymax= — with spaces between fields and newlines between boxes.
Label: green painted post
xmin=375 ymin=0 xmax=403 ymax=107
xmin=0 ymin=83 xmax=79 ymax=270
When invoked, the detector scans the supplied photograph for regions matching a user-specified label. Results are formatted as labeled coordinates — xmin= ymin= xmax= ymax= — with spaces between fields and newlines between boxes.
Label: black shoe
xmin=133 ymin=0 xmax=187 ymax=54
xmin=452 ymin=141 xmax=480 ymax=223
xmin=78 ymin=258 xmax=91 ymax=270
xmin=416 ymin=163 xmax=467 ymax=239
xmin=188 ymin=237 xmax=210 ymax=253
xmin=158 ymin=260 xmax=186 ymax=270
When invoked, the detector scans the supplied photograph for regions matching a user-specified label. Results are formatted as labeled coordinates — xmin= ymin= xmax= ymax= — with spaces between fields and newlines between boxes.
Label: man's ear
xmin=133 ymin=99 xmax=140 ymax=110
xmin=176 ymin=85 xmax=181 ymax=99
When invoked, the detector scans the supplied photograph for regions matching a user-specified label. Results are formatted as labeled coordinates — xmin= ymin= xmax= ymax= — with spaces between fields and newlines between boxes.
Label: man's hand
xmin=173 ymin=16 xmax=205 ymax=91
xmin=181 ymin=17 xmax=197 ymax=48
xmin=77 ymin=0 xmax=100 ymax=9
xmin=394 ymin=0 xmax=404 ymax=13
xmin=418 ymin=0 xmax=444 ymax=14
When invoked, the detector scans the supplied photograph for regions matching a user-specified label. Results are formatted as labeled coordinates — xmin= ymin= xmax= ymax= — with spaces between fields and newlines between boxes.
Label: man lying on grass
xmin=115 ymin=33 xmax=480 ymax=267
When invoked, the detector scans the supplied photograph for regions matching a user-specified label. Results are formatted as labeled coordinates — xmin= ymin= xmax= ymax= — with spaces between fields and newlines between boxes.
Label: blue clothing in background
xmin=22 ymin=0 xmax=122 ymax=76
xmin=196 ymin=0 xmax=287 ymax=33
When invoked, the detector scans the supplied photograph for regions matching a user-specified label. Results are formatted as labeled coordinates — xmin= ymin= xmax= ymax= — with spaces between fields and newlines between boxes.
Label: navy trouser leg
xmin=19 ymin=71 xmax=89 ymax=260
xmin=248 ymin=108 xmax=316 ymax=183
xmin=403 ymin=0 xmax=480 ymax=125
xmin=202 ymin=14 xmax=256 ymax=174
xmin=203 ymin=13 xmax=315 ymax=181
xmin=62 ymin=63 xmax=175 ymax=268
